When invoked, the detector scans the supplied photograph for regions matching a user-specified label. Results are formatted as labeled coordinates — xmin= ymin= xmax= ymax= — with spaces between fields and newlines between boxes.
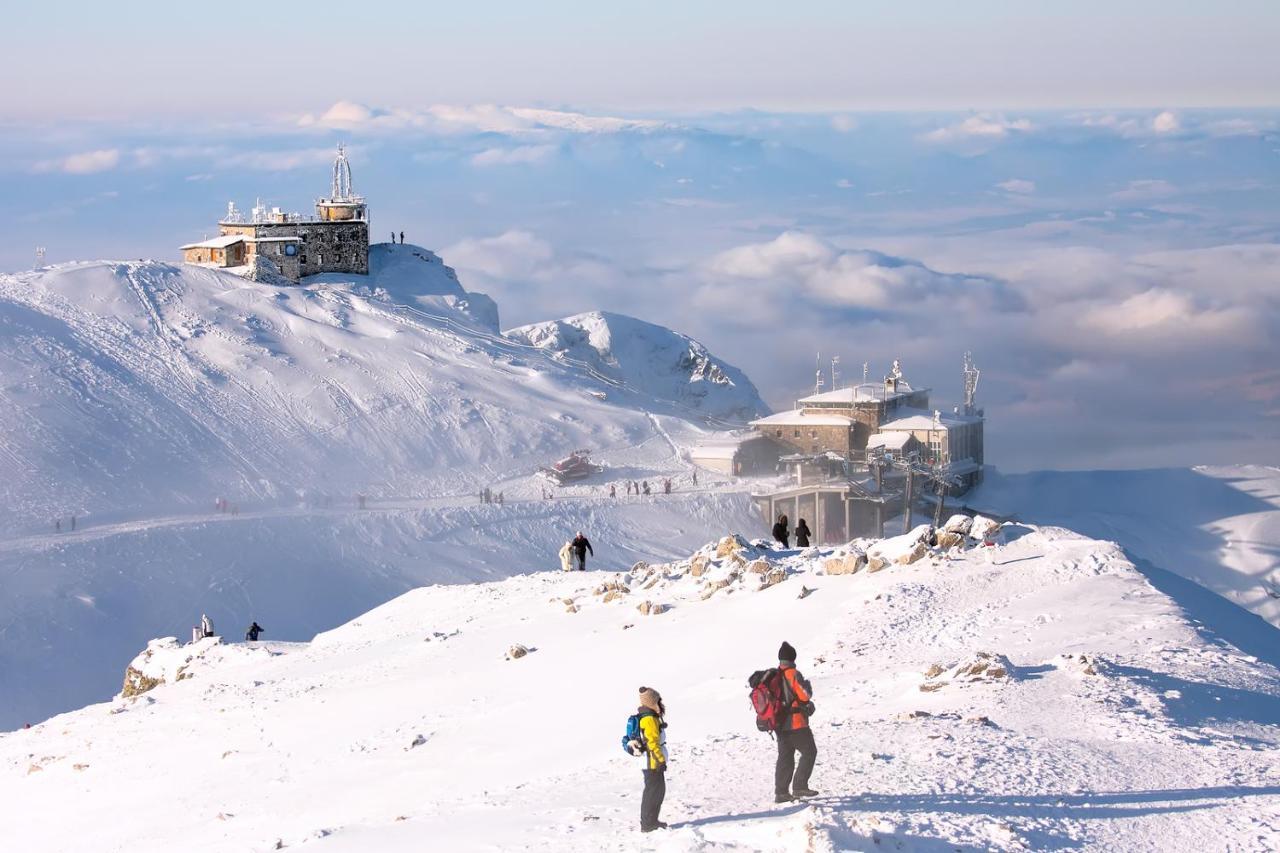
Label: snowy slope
xmin=0 ymin=247 xmax=766 ymax=536
xmin=970 ymin=465 xmax=1280 ymax=628
xmin=4 ymin=526 xmax=1278 ymax=851
xmin=506 ymin=311 xmax=768 ymax=424
xmin=0 ymin=246 xmax=771 ymax=729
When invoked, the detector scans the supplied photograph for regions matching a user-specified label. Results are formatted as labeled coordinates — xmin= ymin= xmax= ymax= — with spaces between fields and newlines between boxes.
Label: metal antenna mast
xmin=830 ymin=356 xmax=840 ymax=392
xmin=963 ymin=351 xmax=981 ymax=415
xmin=814 ymin=352 xmax=825 ymax=397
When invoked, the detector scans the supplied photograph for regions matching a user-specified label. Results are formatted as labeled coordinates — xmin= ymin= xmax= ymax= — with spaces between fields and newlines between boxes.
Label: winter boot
xmin=793 ymin=787 xmax=820 ymax=798
xmin=774 ymin=793 xmax=795 ymax=804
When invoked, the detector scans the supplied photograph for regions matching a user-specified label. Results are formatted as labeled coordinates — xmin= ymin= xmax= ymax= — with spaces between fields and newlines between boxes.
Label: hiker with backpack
xmin=748 ymin=641 xmax=818 ymax=803
xmin=771 ymin=514 xmax=790 ymax=548
xmin=622 ymin=686 xmax=668 ymax=832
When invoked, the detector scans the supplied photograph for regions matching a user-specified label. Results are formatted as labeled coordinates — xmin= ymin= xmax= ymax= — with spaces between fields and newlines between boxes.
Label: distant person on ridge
xmin=245 ymin=621 xmax=264 ymax=642
xmin=571 ymin=531 xmax=594 ymax=571
xmin=642 ymin=481 xmax=651 ymax=496
xmin=610 ymin=484 xmax=617 ymax=498
xmin=399 ymin=231 xmax=405 ymax=244
xmin=692 ymin=470 xmax=698 ymax=486
xmin=794 ymin=518 xmax=811 ymax=548
xmin=772 ymin=514 xmax=790 ymax=548
xmin=626 ymin=686 xmax=668 ymax=832
xmin=71 ymin=515 xmax=77 ymax=532
xmin=55 ymin=519 xmax=61 ymax=534
xmin=773 ymin=641 xmax=818 ymax=802
xmin=558 ymin=540 xmax=574 ymax=572
xmin=390 ymin=231 xmax=395 ymax=244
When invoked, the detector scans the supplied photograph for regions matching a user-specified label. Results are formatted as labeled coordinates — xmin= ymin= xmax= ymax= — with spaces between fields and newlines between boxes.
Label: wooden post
xmin=933 ymin=479 xmax=947 ymax=528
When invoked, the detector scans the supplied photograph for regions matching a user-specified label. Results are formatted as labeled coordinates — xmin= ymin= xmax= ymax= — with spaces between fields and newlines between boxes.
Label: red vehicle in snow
xmin=539 ymin=450 xmax=604 ymax=484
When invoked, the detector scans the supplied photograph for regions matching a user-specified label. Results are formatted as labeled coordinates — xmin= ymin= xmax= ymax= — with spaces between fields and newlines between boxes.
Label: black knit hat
xmin=778 ymin=641 xmax=797 ymax=662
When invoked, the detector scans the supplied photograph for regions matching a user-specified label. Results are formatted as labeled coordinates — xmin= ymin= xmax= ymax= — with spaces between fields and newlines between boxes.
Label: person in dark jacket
xmin=794 ymin=519 xmax=812 ymax=548
xmin=771 ymin=514 xmax=790 ymax=548
xmin=634 ymin=686 xmax=668 ymax=832
xmin=774 ymin=641 xmax=818 ymax=802
xmin=245 ymin=622 xmax=264 ymax=642
xmin=571 ymin=532 xmax=594 ymax=570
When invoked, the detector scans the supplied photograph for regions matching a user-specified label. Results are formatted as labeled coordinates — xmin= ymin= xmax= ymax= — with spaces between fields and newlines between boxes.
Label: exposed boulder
xmin=969 ymin=515 xmax=1001 ymax=542
xmin=715 ymin=534 xmax=751 ymax=558
xmin=943 ymin=514 xmax=973 ymax=535
xmin=934 ymin=531 xmax=966 ymax=550
xmin=920 ymin=651 xmax=1013 ymax=691
xmin=506 ymin=644 xmax=530 ymax=660
xmin=637 ymin=600 xmax=668 ymax=616
xmin=761 ymin=567 xmax=788 ymax=589
xmin=896 ymin=541 xmax=929 ymax=565
xmin=690 ymin=554 xmax=710 ymax=577
xmin=823 ymin=552 xmax=866 ymax=575
xmin=746 ymin=558 xmax=771 ymax=575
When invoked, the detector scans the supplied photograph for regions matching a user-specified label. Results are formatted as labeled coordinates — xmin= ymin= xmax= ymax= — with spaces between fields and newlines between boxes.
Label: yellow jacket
xmin=639 ymin=710 xmax=666 ymax=770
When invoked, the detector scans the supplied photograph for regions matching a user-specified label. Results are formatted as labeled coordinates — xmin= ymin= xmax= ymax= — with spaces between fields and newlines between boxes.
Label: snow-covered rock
xmin=505 ymin=311 xmax=768 ymax=422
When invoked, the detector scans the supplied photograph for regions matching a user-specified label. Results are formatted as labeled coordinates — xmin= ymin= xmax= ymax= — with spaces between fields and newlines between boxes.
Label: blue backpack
xmin=622 ymin=713 xmax=644 ymax=756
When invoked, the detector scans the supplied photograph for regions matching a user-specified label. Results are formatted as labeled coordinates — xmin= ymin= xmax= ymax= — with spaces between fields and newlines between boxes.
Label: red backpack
xmin=748 ymin=668 xmax=789 ymax=733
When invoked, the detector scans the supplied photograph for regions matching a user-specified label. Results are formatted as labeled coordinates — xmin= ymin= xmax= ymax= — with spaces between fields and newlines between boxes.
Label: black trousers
xmin=641 ymin=768 xmax=666 ymax=828
xmin=775 ymin=727 xmax=817 ymax=796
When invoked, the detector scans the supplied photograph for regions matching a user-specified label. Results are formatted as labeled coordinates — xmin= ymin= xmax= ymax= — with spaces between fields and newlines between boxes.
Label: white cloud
xmin=1078 ymin=287 xmax=1258 ymax=343
xmin=296 ymin=101 xmax=664 ymax=137
xmin=922 ymin=114 xmax=1032 ymax=144
xmin=830 ymin=115 xmax=857 ymax=133
xmin=699 ymin=232 xmax=1017 ymax=315
xmin=996 ymin=179 xmax=1036 ymax=195
xmin=442 ymin=231 xmax=555 ymax=280
xmin=1152 ymin=111 xmax=1180 ymax=134
xmin=34 ymin=148 xmax=120 ymax=174
xmin=219 ymin=147 xmax=338 ymax=171
xmin=835 ymin=178 xmax=853 ymax=189
xmin=1109 ymin=179 xmax=1178 ymax=201
xmin=470 ymin=145 xmax=557 ymax=167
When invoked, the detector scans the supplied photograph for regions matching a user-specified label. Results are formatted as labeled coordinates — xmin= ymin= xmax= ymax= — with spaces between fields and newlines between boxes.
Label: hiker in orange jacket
xmin=775 ymin=641 xmax=818 ymax=802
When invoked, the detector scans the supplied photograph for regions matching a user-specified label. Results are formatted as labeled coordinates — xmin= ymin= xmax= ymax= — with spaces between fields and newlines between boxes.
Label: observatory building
xmin=180 ymin=144 xmax=369 ymax=282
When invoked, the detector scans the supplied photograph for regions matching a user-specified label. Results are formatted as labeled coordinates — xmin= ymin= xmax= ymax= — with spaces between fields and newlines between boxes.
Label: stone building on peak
xmin=180 ymin=144 xmax=369 ymax=282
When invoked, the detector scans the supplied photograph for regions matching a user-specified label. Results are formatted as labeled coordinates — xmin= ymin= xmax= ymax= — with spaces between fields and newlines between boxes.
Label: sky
xmin=1 ymin=2 xmax=1278 ymax=471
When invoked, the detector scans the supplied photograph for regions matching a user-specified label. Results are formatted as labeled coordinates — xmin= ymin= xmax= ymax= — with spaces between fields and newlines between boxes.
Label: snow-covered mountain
xmin=0 ymin=246 xmax=770 ymax=729
xmin=4 ymin=525 xmax=1278 ymax=851
xmin=0 ymin=245 xmax=764 ymax=536
xmin=506 ymin=311 xmax=767 ymax=424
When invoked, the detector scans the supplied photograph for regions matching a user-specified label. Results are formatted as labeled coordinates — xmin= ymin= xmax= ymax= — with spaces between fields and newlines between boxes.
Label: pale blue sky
xmin=5 ymin=1 xmax=1279 ymax=119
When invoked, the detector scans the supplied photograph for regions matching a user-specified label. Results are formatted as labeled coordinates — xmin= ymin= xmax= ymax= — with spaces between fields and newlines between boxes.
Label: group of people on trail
xmin=192 ymin=614 xmax=266 ymax=643
xmin=624 ymin=641 xmax=819 ymax=832
xmin=558 ymin=531 xmax=594 ymax=571
xmin=53 ymin=515 xmax=77 ymax=534
xmin=480 ymin=487 xmax=504 ymax=505
xmin=770 ymin=514 xmax=811 ymax=549
xmin=390 ymin=231 xmax=405 ymax=245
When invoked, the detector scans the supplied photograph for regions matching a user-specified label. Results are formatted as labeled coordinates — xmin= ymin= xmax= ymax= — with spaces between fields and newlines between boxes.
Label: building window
xmin=775 ymin=429 xmax=782 ymax=437
xmin=793 ymin=429 xmax=800 ymax=438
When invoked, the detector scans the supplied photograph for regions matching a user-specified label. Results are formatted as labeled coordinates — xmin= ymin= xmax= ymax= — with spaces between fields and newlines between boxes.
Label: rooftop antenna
xmin=331 ymin=142 xmax=354 ymax=200
xmin=814 ymin=351 xmax=825 ymax=396
xmin=830 ymin=356 xmax=841 ymax=393
xmin=890 ymin=359 xmax=903 ymax=381
xmin=862 ymin=361 xmax=869 ymax=384
xmin=963 ymin=351 xmax=981 ymax=416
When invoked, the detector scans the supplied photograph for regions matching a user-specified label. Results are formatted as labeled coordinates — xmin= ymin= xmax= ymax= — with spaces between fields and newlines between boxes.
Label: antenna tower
xmin=814 ymin=352 xmax=825 ymax=396
xmin=962 ymin=351 xmax=981 ymax=415
xmin=830 ymin=356 xmax=840 ymax=392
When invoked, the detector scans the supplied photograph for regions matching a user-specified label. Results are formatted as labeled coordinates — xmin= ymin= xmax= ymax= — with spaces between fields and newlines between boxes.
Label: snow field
xmin=5 ymin=525 xmax=1278 ymax=851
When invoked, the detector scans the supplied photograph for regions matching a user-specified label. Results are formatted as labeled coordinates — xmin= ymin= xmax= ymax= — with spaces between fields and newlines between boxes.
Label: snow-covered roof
xmin=180 ymin=235 xmax=244 ymax=250
xmin=751 ymin=408 xmax=853 ymax=428
xmin=798 ymin=382 xmax=922 ymax=405
xmin=880 ymin=408 xmax=982 ymax=432
xmin=867 ymin=432 xmax=912 ymax=450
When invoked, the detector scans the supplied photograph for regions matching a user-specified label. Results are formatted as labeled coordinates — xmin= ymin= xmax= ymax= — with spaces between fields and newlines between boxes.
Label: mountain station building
xmin=180 ymin=144 xmax=369 ymax=283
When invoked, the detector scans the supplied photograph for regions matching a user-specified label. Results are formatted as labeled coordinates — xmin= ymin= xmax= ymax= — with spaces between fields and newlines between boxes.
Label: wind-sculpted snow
xmin=3 ymin=525 xmax=1278 ymax=851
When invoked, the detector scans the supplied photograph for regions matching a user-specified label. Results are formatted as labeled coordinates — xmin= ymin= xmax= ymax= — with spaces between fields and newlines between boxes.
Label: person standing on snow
xmin=634 ymin=686 xmax=668 ymax=832
xmin=772 ymin=514 xmax=790 ymax=548
xmin=558 ymin=540 xmax=575 ymax=572
xmin=245 ymin=621 xmax=264 ymax=642
xmin=399 ymin=231 xmax=405 ymax=245
xmin=794 ymin=519 xmax=812 ymax=548
xmin=773 ymin=641 xmax=818 ymax=803
xmin=571 ymin=532 xmax=593 ymax=570
xmin=609 ymin=484 xmax=617 ymax=498
xmin=642 ymin=481 xmax=651 ymax=496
